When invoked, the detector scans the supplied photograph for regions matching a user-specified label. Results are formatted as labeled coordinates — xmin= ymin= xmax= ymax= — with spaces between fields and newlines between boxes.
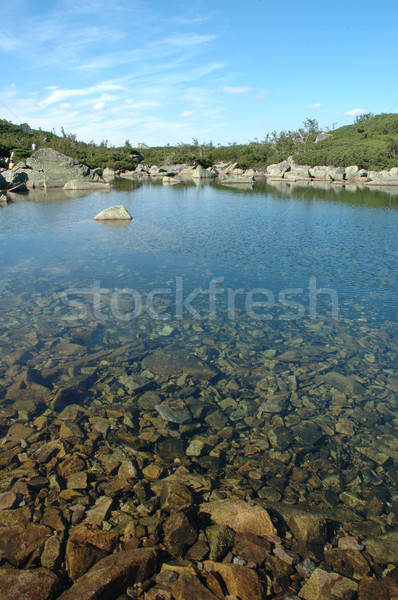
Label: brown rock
xmin=323 ymin=548 xmax=370 ymax=580
xmin=0 ymin=523 xmax=51 ymax=567
xmin=41 ymin=534 xmax=63 ymax=570
xmin=233 ymin=533 xmax=271 ymax=566
xmin=163 ymin=512 xmax=197 ymax=557
xmin=57 ymin=548 xmax=157 ymax=600
xmin=58 ymin=454 xmax=86 ymax=479
xmin=0 ymin=491 xmax=17 ymax=509
xmin=203 ymin=561 xmax=264 ymax=600
xmin=142 ymin=463 xmax=166 ymax=480
xmin=66 ymin=471 xmax=88 ymax=490
xmin=41 ymin=508 xmax=66 ymax=532
xmin=199 ymin=500 xmax=276 ymax=537
xmin=6 ymin=423 xmax=34 ymax=443
xmin=84 ymin=496 xmax=114 ymax=526
xmin=358 ymin=576 xmax=398 ymax=600
xmin=299 ymin=568 xmax=358 ymax=600
xmin=365 ymin=533 xmax=398 ymax=564
xmin=171 ymin=573 xmax=218 ymax=600
xmin=65 ymin=525 xmax=118 ymax=581
xmin=142 ymin=347 xmax=217 ymax=379
xmin=0 ymin=567 xmax=60 ymax=600
xmin=156 ymin=480 xmax=193 ymax=513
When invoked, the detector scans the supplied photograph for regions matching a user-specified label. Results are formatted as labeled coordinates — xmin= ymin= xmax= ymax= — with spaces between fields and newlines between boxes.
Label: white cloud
xmin=344 ymin=108 xmax=366 ymax=117
xmin=39 ymin=83 xmax=124 ymax=107
xmin=308 ymin=102 xmax=322 ymax=110
xmin=93 ymin=102 xmax=106 ymax=110
xmin=0 ymin=32 xmax=20 ymax=51
xmin=222 ymin=86 xmax=250 ymax=94
xmin=181 ymin=110 xmax=197 ymax=118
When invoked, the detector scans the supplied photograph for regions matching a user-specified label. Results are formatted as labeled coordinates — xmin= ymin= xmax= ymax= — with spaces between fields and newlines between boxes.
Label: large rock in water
xmin=24 ymin=148 xmax=96 ymax=188
xmin=93 ymin=205 xmax=133 ymax=221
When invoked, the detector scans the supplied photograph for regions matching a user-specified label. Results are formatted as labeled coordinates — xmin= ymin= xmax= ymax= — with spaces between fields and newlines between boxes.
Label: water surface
xmin=1 ymin=180 xmax=397 ymax=512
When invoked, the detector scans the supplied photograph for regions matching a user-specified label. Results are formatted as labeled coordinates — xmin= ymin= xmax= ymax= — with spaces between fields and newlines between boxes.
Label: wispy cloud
xmin=222 ymin=86 xmax=250 ymax=94
xmin=0 ymin=32 xmax=20 ymax=51
xmin=39 ymin=83 xmax=125 ymax=107
xmin=308 ymin=102 xmax=322 ymax=110
xmin=344 ymin=107 xmax=366 ymax=117
xmin=181 ymin=110 xmax=197 ymax=118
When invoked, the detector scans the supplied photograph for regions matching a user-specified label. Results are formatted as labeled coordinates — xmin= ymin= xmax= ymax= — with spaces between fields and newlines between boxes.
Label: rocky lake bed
xmin=0 ymin=154 xmax=398 ymax=599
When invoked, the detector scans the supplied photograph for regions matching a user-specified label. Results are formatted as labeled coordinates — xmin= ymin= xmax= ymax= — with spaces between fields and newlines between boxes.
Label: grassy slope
xmin=294 ymin=113 xmax=398 ymax=170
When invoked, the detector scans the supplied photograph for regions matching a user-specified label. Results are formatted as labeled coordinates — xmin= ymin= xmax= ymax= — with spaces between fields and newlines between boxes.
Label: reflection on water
xmin=0 ymin=181 xmax=398 ymax=540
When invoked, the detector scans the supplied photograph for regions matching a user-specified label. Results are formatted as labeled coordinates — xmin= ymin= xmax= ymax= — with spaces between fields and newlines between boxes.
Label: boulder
xmin=266 ymin=161 xmax=291 ymax=177
xmin=1 ymin=148 xmax=109 ymax=189
xmin=367 ymin=170 xmax=398 ymax=185
xmin=25 ymin=148 xmax=92 ymax=188
xmin=191 ymin=165 xmax=218 ymax=179
xmin=93 ymin=205 xmax=133 ymax=221
xmin=315 ymin=132 xmax=333 ymax=143
xmin=283 ymin=164 xmax=311 ymax=180
xmin=326 ymin=166 xmax=345 ymax=181
xmin=344 ymin=165 xmax=360 ymax=179
xmin=308 ymin=165 xmax=330 ymax=180
xmin=102 ymin=167 xmax=116 ymax=180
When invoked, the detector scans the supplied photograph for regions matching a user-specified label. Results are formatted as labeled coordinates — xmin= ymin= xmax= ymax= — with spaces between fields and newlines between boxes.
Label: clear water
xmin=1 ymin=180 xmax=398 ymax=510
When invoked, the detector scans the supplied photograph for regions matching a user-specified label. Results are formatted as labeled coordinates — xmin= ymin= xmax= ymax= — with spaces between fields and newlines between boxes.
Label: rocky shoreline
xmin=1 ymin=150 xmax=398 ymax=199
xmin=119 ymin=156 xmax=398 ymax=190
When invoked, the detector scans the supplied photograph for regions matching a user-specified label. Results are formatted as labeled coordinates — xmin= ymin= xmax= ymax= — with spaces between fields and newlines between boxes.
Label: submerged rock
xmin=200 ymin=500 xmax=276 ymax=537
xmin=93 ymin=205 xmax=133 ymax=221
xmin=155 ymin=402 xmax=192 ymax=424
xmin=0 ymin=567 xmax=60 ymax=600
xmin=57 ymin=548 xmax=157 ymax=600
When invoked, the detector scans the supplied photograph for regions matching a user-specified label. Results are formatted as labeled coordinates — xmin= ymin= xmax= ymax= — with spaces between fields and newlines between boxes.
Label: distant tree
xmin=354 ymin=112 xmax=374 ymax=124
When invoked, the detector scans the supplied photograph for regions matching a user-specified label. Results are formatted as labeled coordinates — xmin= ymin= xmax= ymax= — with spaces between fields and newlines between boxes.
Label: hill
xmin=139 ymin=113 xmax=398 ymax=171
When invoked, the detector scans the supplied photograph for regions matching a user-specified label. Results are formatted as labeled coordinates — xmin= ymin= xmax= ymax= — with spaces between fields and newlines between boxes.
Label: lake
xmin=1 ymin=178 xmax=398 ymax=523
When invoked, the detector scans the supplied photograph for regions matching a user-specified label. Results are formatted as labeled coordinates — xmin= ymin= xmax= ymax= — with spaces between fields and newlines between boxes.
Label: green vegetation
xmin=1 ymin=113 xmax=397 ymax=172
xmin=0 ymin=121 xmax=140 ymax=170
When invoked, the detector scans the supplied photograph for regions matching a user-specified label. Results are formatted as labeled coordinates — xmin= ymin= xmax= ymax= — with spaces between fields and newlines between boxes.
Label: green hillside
xmin=139 ymin=113 xmax=398 ymax=171
xmin=0 ymin=120 xmax=140 ymax=171
xmin=1 ymin=113 xmax=397 ymax=172
xmin=294 ymin=113 xmax=398 ymax=170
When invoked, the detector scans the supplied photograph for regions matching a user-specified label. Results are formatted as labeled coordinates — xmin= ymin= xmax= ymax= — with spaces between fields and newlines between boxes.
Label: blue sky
xmin=0 ymin=0 xmax=397 ymax=146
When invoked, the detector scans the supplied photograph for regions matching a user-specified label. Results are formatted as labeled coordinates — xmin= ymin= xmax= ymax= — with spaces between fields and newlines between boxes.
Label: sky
xmin=0 ymin=0 xmax=397 ymax=147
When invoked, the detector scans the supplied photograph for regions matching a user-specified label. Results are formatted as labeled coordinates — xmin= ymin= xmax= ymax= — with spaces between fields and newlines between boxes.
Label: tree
xmin=354 ymin=112 xmax=374 ymax=124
